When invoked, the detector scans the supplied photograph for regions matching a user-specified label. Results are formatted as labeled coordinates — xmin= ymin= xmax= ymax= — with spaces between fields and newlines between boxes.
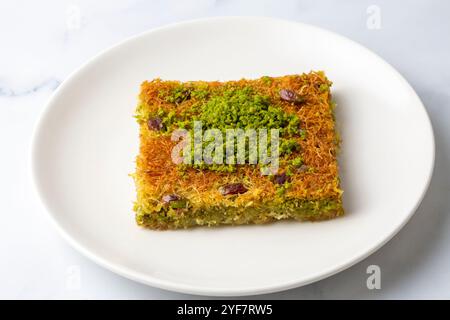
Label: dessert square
xmin=133 ymin=72 xmax=343 ymax=229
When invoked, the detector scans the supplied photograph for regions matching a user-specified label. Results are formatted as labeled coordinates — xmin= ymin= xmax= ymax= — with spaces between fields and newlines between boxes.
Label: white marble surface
xmin=0 ymin=0 xmax=449 ymax=299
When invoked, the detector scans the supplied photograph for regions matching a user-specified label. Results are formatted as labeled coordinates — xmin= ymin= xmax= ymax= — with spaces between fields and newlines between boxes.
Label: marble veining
xmin=0 ymin=78 xmax=60 ymax=97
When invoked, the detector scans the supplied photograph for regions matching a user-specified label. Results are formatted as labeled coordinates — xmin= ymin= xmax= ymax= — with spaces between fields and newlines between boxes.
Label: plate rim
xmin=30 ymin=16 xmax=435 ymax=296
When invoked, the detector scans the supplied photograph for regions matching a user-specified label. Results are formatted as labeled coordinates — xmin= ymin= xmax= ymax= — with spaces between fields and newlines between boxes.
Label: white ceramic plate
xmin=31 ymin=17 xmax=434 ymax=296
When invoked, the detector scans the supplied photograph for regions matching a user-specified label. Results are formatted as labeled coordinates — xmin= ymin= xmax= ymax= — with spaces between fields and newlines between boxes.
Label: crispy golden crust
xmin=134 ymin=72 xmax=343 ymax=229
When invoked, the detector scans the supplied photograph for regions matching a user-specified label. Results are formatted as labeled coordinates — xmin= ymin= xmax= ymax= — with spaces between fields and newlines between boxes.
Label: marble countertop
xmin=1 ymin=0 xmax=449 ymax=299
